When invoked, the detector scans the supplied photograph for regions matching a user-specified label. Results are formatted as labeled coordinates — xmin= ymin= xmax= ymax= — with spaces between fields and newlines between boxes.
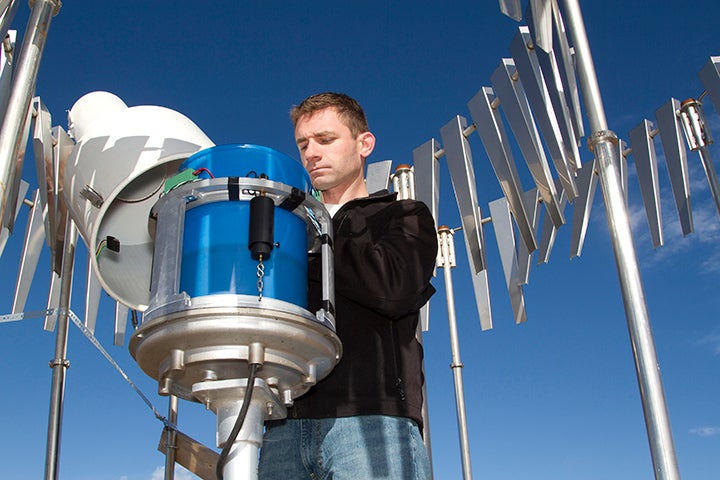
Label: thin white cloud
xmin=151 ymin=465 xmax=197 ymax=480
xmin=626 ymin=167 xmax=720 ymax=272
xmin=697 ymin=332 xmax=720 ymax=355
xmin=699 ymin=244 xmax=720 ymax=273
xmin=690 ymin=426 xmax=720 ymax=437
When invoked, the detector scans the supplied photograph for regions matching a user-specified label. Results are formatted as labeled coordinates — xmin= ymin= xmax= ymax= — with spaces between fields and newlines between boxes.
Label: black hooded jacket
xmin=288 ymin=191 xmax=437 ymax=428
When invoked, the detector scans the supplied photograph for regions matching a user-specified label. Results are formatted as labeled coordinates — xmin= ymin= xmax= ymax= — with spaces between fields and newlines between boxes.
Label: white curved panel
xmin=62 ymin=92 xmax=215 ymax=310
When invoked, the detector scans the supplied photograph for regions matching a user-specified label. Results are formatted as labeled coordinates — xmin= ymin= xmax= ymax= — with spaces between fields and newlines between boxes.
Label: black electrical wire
xmin=216 ymin=363 xmax=261 ymax=480
xmin=130 ymin=310 xmax=139 ymax=330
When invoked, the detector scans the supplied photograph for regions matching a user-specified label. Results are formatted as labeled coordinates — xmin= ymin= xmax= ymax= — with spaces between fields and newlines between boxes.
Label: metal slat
xmin=490 ymin=58 xmax=565 ymax=228
xmin=517 ymin=189 xmax=541 ymax=285
xmin=439 ymin=116 xmax=493 ymax=330
xmin=365 ymin=159 xmax=393 ymax=194
xmin=498 ymin=0 xmax=522 ymax=21
xmin=618 ymin=139 xmax=629 ymax=206
xmin=699 ymin=56 xmax=720 ymax=115
xmin=467 ymin=86 xmax=537 ymax=252
xmin=529 ymin=0 xmax=553 ymax=53
xmin=84 ymin=252 xmax=102 ymax=334
xmin=527 ymin=5 xmax=582 ymax=171
xmin=158 ymin=428 xmax=218 ymax=480
xmin=44 ymin=270 xmax=61 ymax=331
xmin=551 ymin=0 xmax=584 ymax=141
xmin=412 ymin=139 xmax=442 ymax=332
xmin=473 ymin=264 xmax=493 ymax=331
xmin=510 ymin=26 xmax=578 ymax=200
xmin=489 ymin=197 xmax=527 ymax=324
xmin=412 ymin=139 xmax=441 ymax=226
xmin=439 ymin=116 xmax=488 ymax=273
xmin=656 ymin=98 xmax=693 ymax=236
xmin=537 ymin=178 xmax=568 ymax=264
xmin=44 ymin=223 xmax=76 ymax=332
xmin=628 ymin=120 xmax=663 ymax=248
xmin=0 ymin=178 xmax=28 ymax=257
xmin=31 ymin=97 xmax=53 ymax=246
xmin=114 ymin=302 xmax=129 ymax=346
xmin=0 ymin=30 xmax=15 ymax=123
xmin=50 ymin=126 xmax=74 ymax=274
xmin=12 ymin=188 xmax=44 ymax=313
xmin=570 ymin=158 xmax=598 ymax=258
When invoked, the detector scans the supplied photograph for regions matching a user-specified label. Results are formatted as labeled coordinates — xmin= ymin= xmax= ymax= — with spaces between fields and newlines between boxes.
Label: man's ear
xmin=358 ymin=131 xmax=376 ymax=158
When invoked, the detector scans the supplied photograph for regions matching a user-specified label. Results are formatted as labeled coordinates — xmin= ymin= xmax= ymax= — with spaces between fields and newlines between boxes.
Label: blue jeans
xmin=258 ymin=416 xmax=431 ymax=480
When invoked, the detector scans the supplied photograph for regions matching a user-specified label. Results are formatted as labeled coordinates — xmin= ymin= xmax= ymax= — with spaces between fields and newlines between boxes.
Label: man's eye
xmin=319 ymin=137 xmax=334 ymax=144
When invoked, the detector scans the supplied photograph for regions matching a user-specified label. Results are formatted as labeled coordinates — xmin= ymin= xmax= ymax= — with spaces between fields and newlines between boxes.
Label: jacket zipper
xmin=389 ymin=322 xmax=405 ymax=401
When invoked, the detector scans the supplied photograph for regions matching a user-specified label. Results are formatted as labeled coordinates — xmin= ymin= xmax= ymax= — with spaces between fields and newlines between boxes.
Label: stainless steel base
xmin=129 ymin=294 xmax=342 ymax=406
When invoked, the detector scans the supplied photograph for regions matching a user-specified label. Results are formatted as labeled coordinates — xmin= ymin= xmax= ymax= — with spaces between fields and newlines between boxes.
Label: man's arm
xmin=333 ymin=200 xmax=437 ymax=319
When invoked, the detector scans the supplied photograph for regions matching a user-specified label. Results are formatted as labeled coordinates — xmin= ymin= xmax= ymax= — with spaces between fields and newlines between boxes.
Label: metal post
xmin=217 ymin=394 xmax=266 ymax=480
xmin=44 ymin=218 xmax=76 ymax=480
xmin=0 ymin=0 xmax=59 ymax=229
xmin=0 ymin=0 xmax=22 ymax=43
xmin=396 ymin=164 xmax=433 ymax=472
xmin=560 ymin=1 xmax=681 ymax=479
xmin=438 ymin=226 xmax=472 ymax=480
xmin=164 ymin=395 xmax=179 ymax=480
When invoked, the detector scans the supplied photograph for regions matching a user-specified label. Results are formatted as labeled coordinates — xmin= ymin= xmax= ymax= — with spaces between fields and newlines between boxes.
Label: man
xmin=258 ymin=92 xmax=437 ymax=479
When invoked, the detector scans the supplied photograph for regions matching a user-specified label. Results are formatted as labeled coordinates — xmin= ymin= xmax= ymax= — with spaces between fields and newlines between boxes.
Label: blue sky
xmin=0 ymin=1 xmax=719 ymax=479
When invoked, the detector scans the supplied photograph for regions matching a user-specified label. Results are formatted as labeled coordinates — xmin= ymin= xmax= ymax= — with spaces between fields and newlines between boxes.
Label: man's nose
xmin=304 ymin=140 xmax=320 ymax=159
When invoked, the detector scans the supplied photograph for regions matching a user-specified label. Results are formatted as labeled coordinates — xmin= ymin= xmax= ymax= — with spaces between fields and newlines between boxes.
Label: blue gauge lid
xmin=180 ymin=144 xmax=311 ymax=192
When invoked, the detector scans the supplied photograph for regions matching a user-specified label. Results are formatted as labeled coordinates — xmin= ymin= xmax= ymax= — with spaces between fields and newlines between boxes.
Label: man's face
xmin=294 ymin=107 xmax=373 ymax=196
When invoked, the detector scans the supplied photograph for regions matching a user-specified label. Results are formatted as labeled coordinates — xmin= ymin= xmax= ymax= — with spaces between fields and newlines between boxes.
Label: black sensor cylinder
xmin=249 ymin=195 xmax=274 ymax=260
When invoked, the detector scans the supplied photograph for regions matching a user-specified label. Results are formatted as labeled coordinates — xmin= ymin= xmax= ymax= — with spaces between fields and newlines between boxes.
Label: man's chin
xmin=311 ymin=179 xmax=333 ymax=191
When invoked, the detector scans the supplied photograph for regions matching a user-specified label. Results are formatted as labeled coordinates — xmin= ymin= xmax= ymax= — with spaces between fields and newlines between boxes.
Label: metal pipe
xmin=0 ymin=0 xmax=21 ymax=43
xmin=438 ymin=227 xmax=472 ymax=480
xmin=0 ymin=0 xmax=59 ymax=230
xmin=217 ymin=396 xmax=265 ymax=480
xmin=164 ymin=396 xmax=179 ymax=480
xmin=560 ymin=1 xmax=680 ymax=478
xmin=44 ymin=218 xmax=76 ymax=480
xmin=399 ymin=164 xmax=433 ymax=471
xmin=0 ymin=1 xmax=13 ymax=16
xmin=591 ymin=132 xmax=681 ymax=480
xmin=559 ymin=0 xmax=606 ymax=132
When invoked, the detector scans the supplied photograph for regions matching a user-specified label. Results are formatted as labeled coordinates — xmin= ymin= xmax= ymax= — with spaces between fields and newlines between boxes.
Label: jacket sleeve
xmin=332 ymin=199 xmax=437 ymax=319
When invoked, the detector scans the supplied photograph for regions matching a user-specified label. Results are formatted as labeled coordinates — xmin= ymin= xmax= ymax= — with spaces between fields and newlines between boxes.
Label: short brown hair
xmin=290 ymin=92 xmax=369 ymax=138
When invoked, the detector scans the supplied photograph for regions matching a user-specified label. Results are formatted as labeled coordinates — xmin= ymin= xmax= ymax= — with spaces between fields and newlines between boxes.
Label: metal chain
xmin=256 ymin=256 xmax=265 ymax=301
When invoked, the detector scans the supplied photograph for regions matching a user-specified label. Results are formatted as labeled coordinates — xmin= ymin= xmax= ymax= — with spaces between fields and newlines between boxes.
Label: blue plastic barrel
xmin=178 ymin=144 xmax=310 ymax=308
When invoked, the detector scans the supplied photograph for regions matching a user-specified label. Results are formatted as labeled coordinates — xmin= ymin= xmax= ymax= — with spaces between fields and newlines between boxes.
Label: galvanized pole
xmin=394 ymin=164 xmax=434 ymax=474
xmin=44 ymin=218 xmax=76 ymax=480
xmin=0 ymin=0 xmax=59 ymax=230
xmin=0 ymin=0 xmax=22 ymax=44
xmin=559 ymin=1 xmax=681 ymax=479
xmin=164 ymin=396 xmax=179 ymax=480
xmin=438 ymin=226 xmax=473 ymax=480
